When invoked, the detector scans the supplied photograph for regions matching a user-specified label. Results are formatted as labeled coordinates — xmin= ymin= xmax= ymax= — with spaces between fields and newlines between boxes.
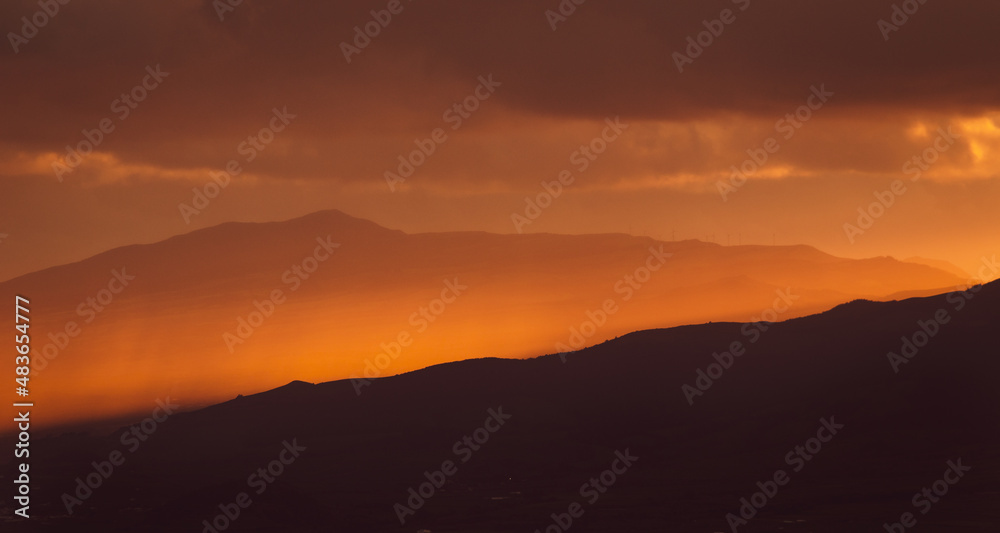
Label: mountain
xmin=4 ymin=280 xmax=998 ymax=532
xmin=0 ymin=209 xmax=967 ymax=426
xmin=904 ymin=256 xmax=971 ymax=280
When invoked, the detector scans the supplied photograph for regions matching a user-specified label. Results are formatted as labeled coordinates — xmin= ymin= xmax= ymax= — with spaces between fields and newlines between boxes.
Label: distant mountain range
xmin=0 ymin=209 xmax=971 ymax=426
xmin=4 ymin=278 xmax=997 ymax=531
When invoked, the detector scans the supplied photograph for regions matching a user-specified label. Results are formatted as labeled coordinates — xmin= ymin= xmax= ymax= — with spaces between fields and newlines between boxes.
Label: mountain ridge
xmin=1 ymin=208 xmax=974 ymax=427
xmin=7 ymin=277 xmax=998 ymax=532
xmin=1 ymin=208 xmax=950 ymax=286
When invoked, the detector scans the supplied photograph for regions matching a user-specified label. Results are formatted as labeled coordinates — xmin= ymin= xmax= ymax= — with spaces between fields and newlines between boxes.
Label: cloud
xmin=0 ymin=0 xmax=998 ymax=191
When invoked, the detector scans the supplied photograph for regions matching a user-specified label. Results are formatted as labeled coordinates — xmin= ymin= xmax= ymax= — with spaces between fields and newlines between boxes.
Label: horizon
xmin=4 ymin=275 xmax=996 ymax=439
xmin=3 ymin=208 xmax=991 ymax=427
xmin=3 ymin=207 xmax=995 ymax=284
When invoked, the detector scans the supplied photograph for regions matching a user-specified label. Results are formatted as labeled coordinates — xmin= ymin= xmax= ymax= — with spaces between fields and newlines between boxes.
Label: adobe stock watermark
xmin=886 ymin=259 xmax=996 ymax=373
xmin=31 ymin=268 xmax=136 ymax=374
xmin=672 ymin=0 xmax=751 ymax=73
xmin=350 ymin=278 xmax=468 ymax=394
xmin=12 ymin=408 xmax=29 ymax=518
xmin=842 ymin=126 xmax=958 ymax=243
xmin=717 ymin=84 xmax=833 ymax=201
xmin=681 ymin=287 xmax=799 ymax=405
xmin=212 ymin=0 xmax=244 ymax=21
xmin=556 ymin=245 xmax=671 ymax=359
xmin=61 ymin=397 xmax=180 ymax=514
xmin=882 ymin=458 xmax=971 ymax=532
xmin=723 ymin=417 xmax=844 ymax=532
xmin=222 ymin=236 xmax=339 ymax=353
xmin=340 ymin=0 xmax=414 ymax=64
xmin=200 ymin=439 xmax=307 ymax=533
xmin=7 ymin=0 xmax=71 ymax=53
xmin=394 ymin=407 xmax=512 ymax=524
xmin=52 ymin=65 xmax=170 ymax=182
xmin=512 ymin=116 xmax=628 ymax=233
xmin=179 ymin=106 xmax=296 ymax=223
xmin=384 ymin=74 xmax=500 ymax=192
xmin=878 ymin=0 xmax=931 ymax=42
xmin=544 ymin=0 xmax=586 ymax=31
xmin=533 ymin=449 xmax=638 ymax=533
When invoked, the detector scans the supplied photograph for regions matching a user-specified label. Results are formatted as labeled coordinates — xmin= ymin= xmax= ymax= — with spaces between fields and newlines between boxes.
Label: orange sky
xmin=2 ymin=0 xmax=999 ymax=279
xmin=3 ymin=0 xmax=1000 ymax=427
xmin=0 ymin=209 xmax=979 ymax=427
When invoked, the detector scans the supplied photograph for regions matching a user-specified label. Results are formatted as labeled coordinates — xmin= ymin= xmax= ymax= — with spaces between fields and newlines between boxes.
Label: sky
xmin=2 ymin=0 xmax=999 ymax=281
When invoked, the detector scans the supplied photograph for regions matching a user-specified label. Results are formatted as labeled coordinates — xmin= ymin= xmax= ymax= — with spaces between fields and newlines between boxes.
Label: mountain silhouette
xmin=5 ymin=280 xmax=997 ymax=531
xmin=0 ymin=209 xmax=971 ymax=426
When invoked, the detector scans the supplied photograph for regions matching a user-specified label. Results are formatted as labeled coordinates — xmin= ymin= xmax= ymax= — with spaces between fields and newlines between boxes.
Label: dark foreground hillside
xmin=5 ymin=281 xmax=999 ymax=532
